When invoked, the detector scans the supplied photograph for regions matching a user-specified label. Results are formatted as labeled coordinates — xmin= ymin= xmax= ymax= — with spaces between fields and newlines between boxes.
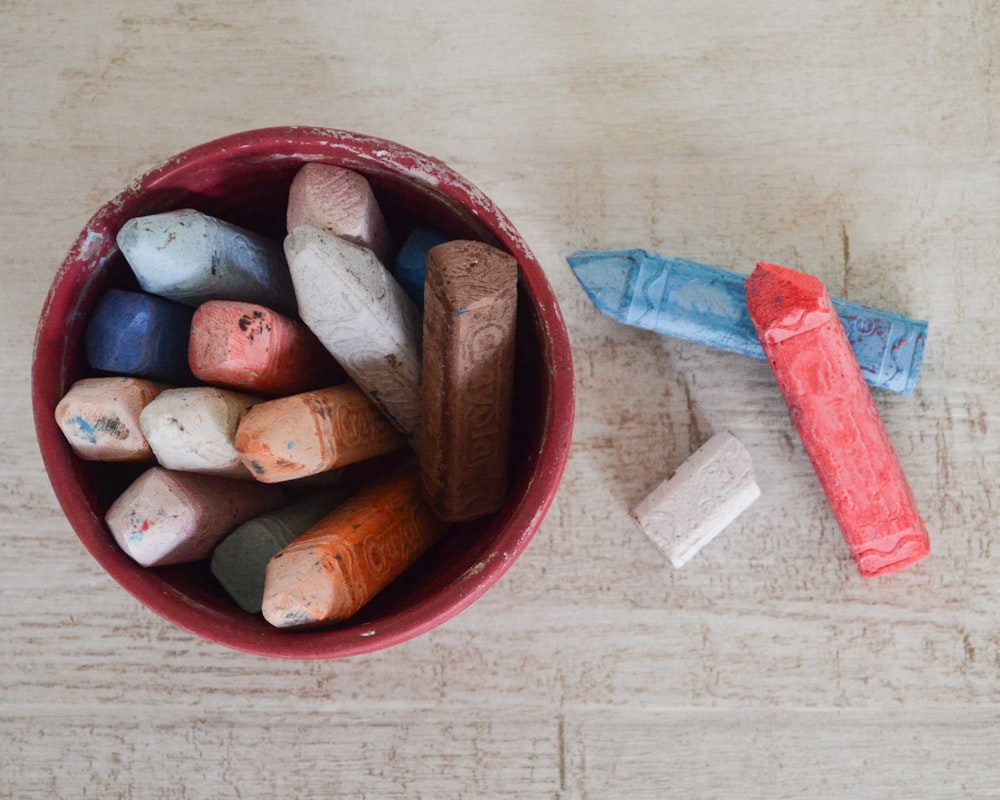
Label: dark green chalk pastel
xmin=210 ymin=492 xmax=347 ymax=613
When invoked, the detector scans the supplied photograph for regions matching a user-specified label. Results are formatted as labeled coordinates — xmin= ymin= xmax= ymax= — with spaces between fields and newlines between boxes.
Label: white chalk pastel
xmin=284 ymin=225 xmax=422 ymax=445
xmin=117 ymin=209 xmax=297 ymax=315
xmin=139 ymin=387 xmax=262 ymax=478
xmin=629 ymin=430 xmax=760 ymax=568
xmin=55 ymin=377 xmax=169 ymax=461
xmin=286 ymin=163 xmax=394 ymax=265
xmin=105 ymin=467 xmax=287 ymax=567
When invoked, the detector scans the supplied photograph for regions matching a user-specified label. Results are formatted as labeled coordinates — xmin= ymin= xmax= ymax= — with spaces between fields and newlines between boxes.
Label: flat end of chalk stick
xmin=855 ymin=531 xmax=930 ymax=577
xmin=565 ymin=250 xmax=640 ymax=322
xmin=745 ymin=262 xmax=833 ymax=343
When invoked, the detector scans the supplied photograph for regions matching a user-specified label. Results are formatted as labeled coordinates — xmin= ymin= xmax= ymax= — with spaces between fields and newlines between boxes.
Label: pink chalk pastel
xmin=189 ymin=300 xmax=345 ymax=396
xmin=105 ymin=466 xmax=287 ymax=567
xmin=287 ymin=163 xmax=393 ymax=264
xmin=745 ymin=262 xmax=930 ymax=577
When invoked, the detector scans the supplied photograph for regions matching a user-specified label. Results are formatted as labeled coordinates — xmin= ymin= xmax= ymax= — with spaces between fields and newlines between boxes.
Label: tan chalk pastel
xmin=140 ymin=387 xmax=262 ymax=478
xmin=105 ymin=466 xmax=287 ymax=567
xmin=261 ymin=467 xmax=447 ymax=627
xmin=55 ymin=377 xmax=169 ymax=461
xmin=234 ymin=384 xmax=407 ymax=483
xmin=286 ymin=163 xmax=393 ymax=264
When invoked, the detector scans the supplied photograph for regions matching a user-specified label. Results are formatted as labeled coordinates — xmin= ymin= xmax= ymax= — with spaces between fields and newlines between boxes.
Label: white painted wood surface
xmin=4 ymin=1 xmax=1000 ymax=797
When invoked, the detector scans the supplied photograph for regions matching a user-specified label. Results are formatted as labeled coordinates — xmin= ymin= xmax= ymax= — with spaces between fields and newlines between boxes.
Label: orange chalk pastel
xmin=234 ymin=384 xmax=407 ymax=483
xmin=261 ymin=467 xmax=447 ymax=627
xmin=189 ymin=300 xmax=344 ymax=396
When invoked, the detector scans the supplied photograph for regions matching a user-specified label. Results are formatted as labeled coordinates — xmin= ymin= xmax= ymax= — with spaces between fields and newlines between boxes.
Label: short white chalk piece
xmin=629 ymin=430 xmax=760 ymax=568
xmin=284 ymin=225 xmax=422 ymax=445
xmin=139 ymin=387 xmax=262 ymax=478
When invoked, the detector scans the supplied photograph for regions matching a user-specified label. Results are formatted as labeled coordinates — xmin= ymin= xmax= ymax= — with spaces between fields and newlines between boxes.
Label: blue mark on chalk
xmin=455 ymin=306 xmax=467 ymax=315
xmin=287 ymin=441 xmax=296 ymax=450
xmin=68 ymin=416 xmax=98 ymax=444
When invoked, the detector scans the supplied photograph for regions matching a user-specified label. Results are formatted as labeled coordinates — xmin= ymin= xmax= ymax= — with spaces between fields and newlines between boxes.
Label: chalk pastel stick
xmin=139 ymin=387 xmax=261 ymax=478
xmin=211 ymin=492 xmax=347 ymax=613
xmin=234 ymin=384 xmax=407 ymax=483
xmin=117 ymin=209 xmax=297 ymax=315
xmin=188 ymin=300 xmax=345 ymax=396
xmin=394 ymin=227 xmax=451 ymax=308
xmin=105 ymin=466 xmax=287 ymax=567
xmin=85 ymin=289 xmax=194 ymax=383
xmin=285 ymin=225 xmax=422 ymax=444
xmin=420 ymin=241 xmax=518 ymax=521
xmin=261 ymin=468 xmax=447 ymax=628
xmin=745 ymin=262 xmax=930 ymax=577
xmin=567 ymin=249 xmax=927 ymax=394
xmin=287 ymin=163 xmax=394 ymax=265
xmin=55 ymin=377 xmax=169 ymax=462
xmin=629 ymin=430 xmax=760 ymax=568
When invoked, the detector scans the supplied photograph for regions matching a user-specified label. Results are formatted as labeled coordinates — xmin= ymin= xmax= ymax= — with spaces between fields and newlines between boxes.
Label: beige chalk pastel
xmin=630 ymin=430 xmax=760 ymax=568
xmin=285 ymin=225 xmax=422 ymax=445
xmin=286 ymin=163 xmax=393 ymax=264
xmin=55 ymin=377 xmax=168 ymax=461
xmin=105 ymin=466 xmax=287 ymax=567
xmin=234 ymin=384 xmax=407 ymax=483
xmin=139 ymin=387 xmax=261 ymax=478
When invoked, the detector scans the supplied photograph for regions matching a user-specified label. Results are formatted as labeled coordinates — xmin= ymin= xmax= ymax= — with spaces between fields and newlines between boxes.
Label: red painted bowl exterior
xmin=32 ymin=127 xmax=575 ymax=658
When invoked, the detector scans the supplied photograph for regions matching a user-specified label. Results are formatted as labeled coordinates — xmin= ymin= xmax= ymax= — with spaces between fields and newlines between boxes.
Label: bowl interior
xmin=33 ymin=128 xmax=573 ymax=658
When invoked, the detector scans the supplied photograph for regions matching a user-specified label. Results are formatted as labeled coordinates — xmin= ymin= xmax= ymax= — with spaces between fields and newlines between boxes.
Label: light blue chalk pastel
xmin=210 ymin=491 xmax=347 ymax=614
xmin=567 ymin=249 xmax=927 ymax=395
xmin=393 ymin=227 xmax=451 ymax=309
xmin=117 ymin=209 xmax=297 ymax=315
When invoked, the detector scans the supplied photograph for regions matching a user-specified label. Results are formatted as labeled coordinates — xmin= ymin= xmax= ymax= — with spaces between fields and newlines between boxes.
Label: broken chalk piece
xmin=117 ymin=209 xmax=297 ymax=315
xmin=189 ymin=300 xmax=345 ymax=396
xmin=55 ymin=377 xmax=169 ymax=462
xmin=261 ymin=467 xmax=447 ymax=628
xmin=420 ymin=240 xmax=518 ymax=521
xmin=139 ymin=387 xmax=262 ymax=478
xmin=105 ymin=466 xmax=287 ymax=567
xmin=394 ymin=226 xmax=451 ymax=308
xmin=745 ymin=262 xmax=931 ymax=577
xmin=233 ymin=384 xmax=407 ymax=483
xmin=567 ymin=249 xmax=927 ymax=395
xmin=211 ymin=492 xmax=347 ymax=613
xmin=286 ymin=163 xmax=394 ymax=265
xmin=285 ymin=225 xmax=422 ymax=445
xmin=85 ymin=289 xmax=194 ymax=383
xmin=630 ymin=430 xmax=760 ymax=568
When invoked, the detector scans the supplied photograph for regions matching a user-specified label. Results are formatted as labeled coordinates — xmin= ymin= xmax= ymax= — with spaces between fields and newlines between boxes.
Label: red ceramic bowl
xmin=32 ymin=127 xmax=575 ymax=658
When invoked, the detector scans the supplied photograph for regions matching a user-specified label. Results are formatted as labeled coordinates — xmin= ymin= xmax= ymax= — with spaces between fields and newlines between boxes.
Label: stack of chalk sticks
xmin=56 ymin=163 xmax=519 ymax=628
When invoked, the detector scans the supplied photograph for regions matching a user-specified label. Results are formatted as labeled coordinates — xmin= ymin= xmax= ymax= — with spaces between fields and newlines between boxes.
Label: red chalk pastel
xmin=745 ymin=262 xmax=930 ymax=577
xmin=189 ymin=300 xmax=344 ymax=396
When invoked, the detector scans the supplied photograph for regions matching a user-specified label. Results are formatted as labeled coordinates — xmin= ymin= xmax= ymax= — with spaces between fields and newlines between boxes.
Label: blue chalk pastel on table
xmin=567 ymin=249 xmax=927 ymax=394
xmin=393 ymin=227 xmax=451 ymax=308
xmin=85 ymin=289 xmax=194 ymax=383
xmin=117 ymin=208 xmax=297 ymax=316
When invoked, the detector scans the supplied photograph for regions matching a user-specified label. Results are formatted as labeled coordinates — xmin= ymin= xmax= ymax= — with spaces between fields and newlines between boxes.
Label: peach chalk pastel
xmin=629 ymin=430 xmax=760 ymax=568
xmin=286 ymin=163 xmax=394 ymax=265
xmin=140 ymin=387 xmax=261 ymax=478
xmin=285 ymin=225 xmax=422 ymax=444
xmin=55 ymin=377 xmax=168 ymax=462
xmin=117 ymin=209 xmax=297 ymax=315
xmin=189 ymin=300 xmax=345 ymax=396
xmin=745 ymin=262 xmax=930 ymax=577
xmin=105 ymin=466 xmax=287 ymax=567
xmin=211 ymin=492 xmax=347 ymax=613
xmin=420 ymin=240 xmax=518 ymax=521
xmin=261 ymin=468 xmax=447 ymax=628
xmin=234 ymin=384 xmax=407 ymax=483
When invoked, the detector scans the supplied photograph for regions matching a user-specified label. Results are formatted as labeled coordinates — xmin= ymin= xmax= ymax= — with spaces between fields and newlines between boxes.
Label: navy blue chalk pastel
xmin=393 ymin=227 xmax=451 ymax=309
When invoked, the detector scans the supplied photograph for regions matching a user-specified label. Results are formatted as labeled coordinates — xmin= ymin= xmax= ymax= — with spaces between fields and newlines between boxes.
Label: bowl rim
xmin=32 ymin=126 xmax=576 ymax=658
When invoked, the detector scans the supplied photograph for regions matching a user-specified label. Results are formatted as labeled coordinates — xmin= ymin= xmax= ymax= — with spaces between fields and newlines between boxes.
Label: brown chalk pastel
xmin=261 ymin=467 xmax=447 ymax=627
xmin=233 ymin=384 xmax=407 ymax=483
xmin=419 ymin=240 xmax=518 ymax=521
xmin=286 ymin=163 xmax=393 ymax=264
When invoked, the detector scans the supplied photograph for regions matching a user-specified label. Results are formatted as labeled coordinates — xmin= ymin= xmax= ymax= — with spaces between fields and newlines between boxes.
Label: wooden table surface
xmin=4 ymin=2 xmax=1000 ymax=797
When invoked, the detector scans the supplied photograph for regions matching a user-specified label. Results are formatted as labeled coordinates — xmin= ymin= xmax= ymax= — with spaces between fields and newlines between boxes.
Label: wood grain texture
xmin=5 ymin=0 xmax=1000 ymax=797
